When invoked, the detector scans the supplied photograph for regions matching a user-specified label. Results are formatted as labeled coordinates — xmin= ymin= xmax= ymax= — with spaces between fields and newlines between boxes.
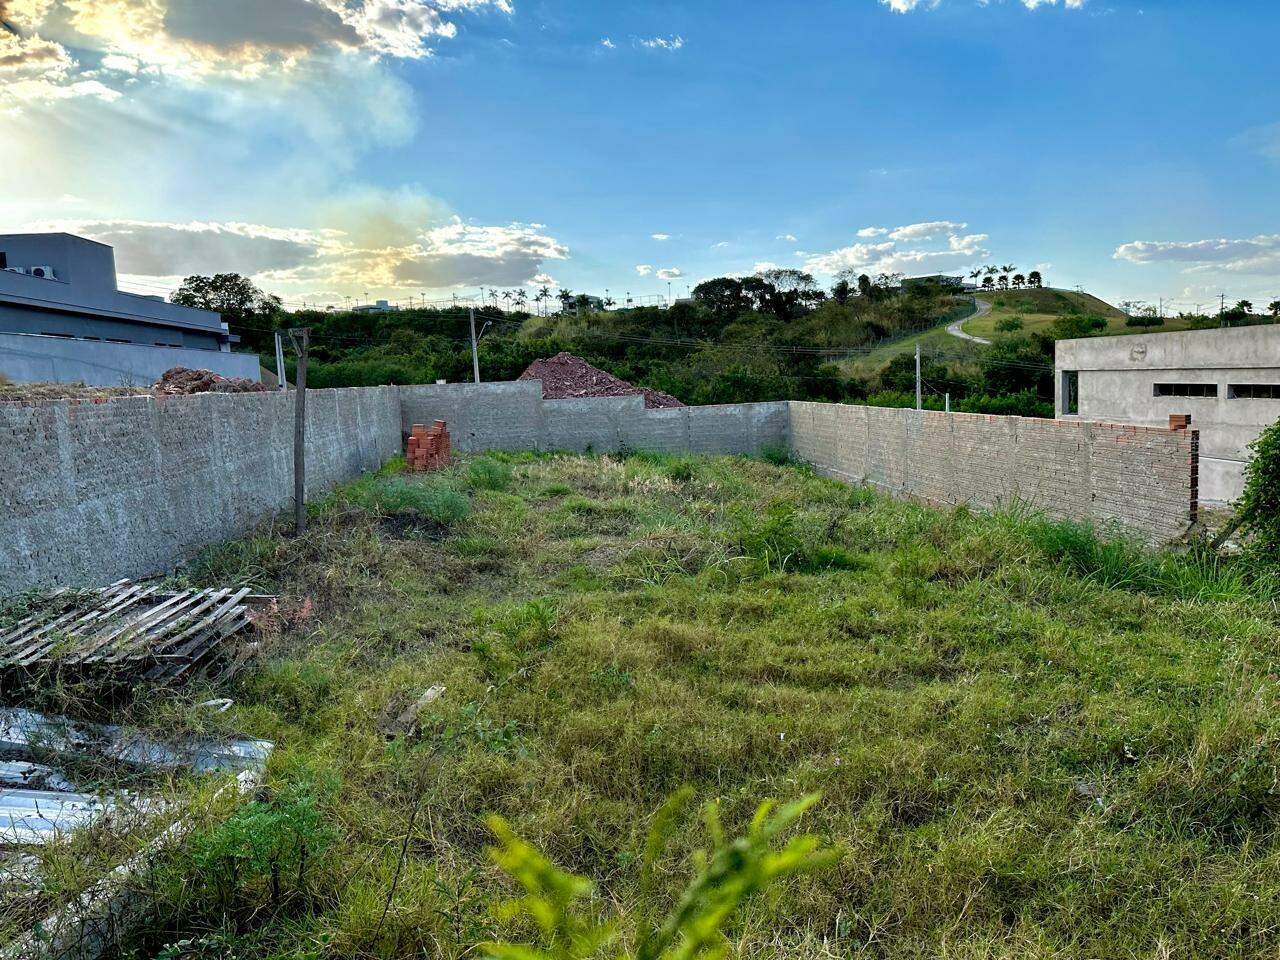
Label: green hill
xmin=964 ymin=288 xmax=1186 ymax=339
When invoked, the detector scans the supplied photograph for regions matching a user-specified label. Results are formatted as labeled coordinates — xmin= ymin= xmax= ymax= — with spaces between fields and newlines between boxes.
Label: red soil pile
xmin=518 ymin=352 xmax=683 ymax=409
xmin=153 ymin=367 xmax=269 ymax=396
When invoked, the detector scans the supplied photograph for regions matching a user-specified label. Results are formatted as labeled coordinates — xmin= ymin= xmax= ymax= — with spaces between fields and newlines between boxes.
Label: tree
xmin=536 ymin=286 xmax=551 ymax=316
xmin=969 ymin=268 xmax=984 ymax=288
xmin=501 ymin=290 xmax=513 ymax=312
xmin=692 ymin=278 xmax=750 ymax=319
xmin=515 ymin=289 xmax=529 ymax=313
xmin=171 ymin=273 xmax=283 ymax=351
xmin=1269 ymin=300 xmax=1280 ymax=318
xmin=997 ymin=274 xmax=1010 ymax=290
xmin=981 ymin=276 xmax=995 ymax=291
xmin=1236 ymin=300 xmax=1254 ymax=314
xmin=754 ymin=268 xmax=824 ymax=320
xmin=558 ymin=289 xmax=573 ymax=313
xmin=831 ymin=277 xmax=853 ymax=305
xmin=1013 ymin=273 xmax=1026 ymax=289
xmin=857 ymin=274 xmax=873 ymax=299
xmin=1027 ymin=270 xmax=1043 ymax=289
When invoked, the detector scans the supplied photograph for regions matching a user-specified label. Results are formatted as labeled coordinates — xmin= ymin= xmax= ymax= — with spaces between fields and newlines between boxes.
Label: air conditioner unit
xmin=26 ymin=265 xmax=57 ymax=279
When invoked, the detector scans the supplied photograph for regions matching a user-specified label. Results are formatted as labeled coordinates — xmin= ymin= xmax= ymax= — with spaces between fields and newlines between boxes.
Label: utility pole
xmin=288 ymin=328 xmax=310 ymax=536
xmin=915 ymin=342 xmax=923 ymax=411
xmin=469 ymin=307 xmax=481 ymax=384
xmin=274 ymin=331 xmax=287 ymax=392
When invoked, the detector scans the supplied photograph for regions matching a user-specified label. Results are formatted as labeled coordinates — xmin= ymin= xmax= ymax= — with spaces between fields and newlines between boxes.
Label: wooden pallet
xmin=0 ymin=580 xmax=273 ymax=689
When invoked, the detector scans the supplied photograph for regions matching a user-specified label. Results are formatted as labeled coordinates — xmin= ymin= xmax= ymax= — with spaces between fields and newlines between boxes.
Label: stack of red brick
xmin=407 ymin=420 xmax=451 ymax=472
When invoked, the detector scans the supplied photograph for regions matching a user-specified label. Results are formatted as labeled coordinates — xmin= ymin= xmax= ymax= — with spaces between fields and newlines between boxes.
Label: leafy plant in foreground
xmin=1238 ymin=417 xmax=1280 ymax=562
xmin=481 ymin=791 xmax=834 ymax=960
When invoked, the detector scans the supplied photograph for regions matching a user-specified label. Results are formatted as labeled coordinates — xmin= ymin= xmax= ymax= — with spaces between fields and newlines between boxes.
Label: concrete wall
xmin=1056 ymin=326 xmax=1280 ymax=503
xmin=0 ymin=387 xmax=400 ymax=592
xmin=789 ymin=402 xmax=1199 ymax=542
xmin=1 ymin=381 xmax=1203 ymax=596
xmin=0 ymin=332 xmax=260 ymax=387
xmin=399 ymin=382 xmax=790 ymax=456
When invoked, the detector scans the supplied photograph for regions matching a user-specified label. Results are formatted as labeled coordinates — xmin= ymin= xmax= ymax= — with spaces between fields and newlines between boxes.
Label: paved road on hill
xmin=948 ymin=297 xmax=992 ymax=344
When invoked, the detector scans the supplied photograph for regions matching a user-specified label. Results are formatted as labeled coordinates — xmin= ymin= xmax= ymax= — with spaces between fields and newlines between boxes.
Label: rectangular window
xmin=1061 ymin=370 xmax=1079 ymax=415
xmin=1153 ymin=383 xmax=1218 ymax=398
xmin=1229 ymin=384 xmax=1280 ymax=400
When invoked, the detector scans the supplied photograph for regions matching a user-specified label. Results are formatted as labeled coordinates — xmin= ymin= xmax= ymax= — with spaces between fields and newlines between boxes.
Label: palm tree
xmin=1268 ymin=300 xmax=1280 ymax=318
xmin=558 ymin=289 xmax=574 ymax=313
xmin=981 ymin=276 xmax=995 ymax=291
xmin=997 ymin=274 xmax=1010 ymax=290
xmin=1013 ymin=273 xmax=1026 ymax=289
xmin=1001 ymin=264 xmax=1017 ymax=275
xmin=1028 ymin=270 xmax=1043 ymax=289
xmin=537 ymin=285 xmax=551 ymax=317
xmin=515 ymin=289 xmax=528 ymax=313
xmin=501 ymin=290 xmax=513 ymax=313
xmin=968 ymin=268 xmax=983 ymax=287
xmin=603 ymin=296 xmax=616 ymax=310
xmin=1236 ymin=300 xmax=1254 ymax=314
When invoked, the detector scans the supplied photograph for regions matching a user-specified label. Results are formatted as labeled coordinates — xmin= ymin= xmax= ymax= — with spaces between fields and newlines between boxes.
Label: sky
xmin=1 ymin=0 xmax=1278 ymax=314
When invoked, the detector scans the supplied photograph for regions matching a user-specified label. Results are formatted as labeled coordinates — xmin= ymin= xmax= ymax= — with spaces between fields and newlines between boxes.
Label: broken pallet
xmin=0 ymin=580 xmax=273 ymax=690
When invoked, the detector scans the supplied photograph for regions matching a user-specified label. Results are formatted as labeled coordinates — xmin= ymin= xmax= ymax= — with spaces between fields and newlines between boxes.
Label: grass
xmin=961 ymin=288 xmax=1202 ymax=341
xmin=68 ymin=452 xmax=1280 ymax=958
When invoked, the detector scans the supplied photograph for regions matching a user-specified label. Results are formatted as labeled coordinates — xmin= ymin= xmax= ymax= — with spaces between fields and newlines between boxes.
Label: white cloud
xmin=638 ymin=35 xmax=684 ymax=51
xmin=29 ymin=211 xmax=571 ymax=295
xmin=802 ymin=224 xmax=991 ymax=277
xmin=753 ymin=261 xmax=780 ymax=273
xmin=1114 ymin=235 xmax=1280 ymax=276
xmin=656 ymin=267 xmax=682 ymax=280
xmin=776 ymin=233 xmax=797 ymax=242
xmin=635 ymin=264 xmax=654 ymax=276
xmin=889 ymin=220 xmax=966 ymax=241
xmin=710 ymin=241 xmax=729 ymax=249
xmin=651 ymin=233 xmax=671 ymax=241
xmin=879 ymin=0 xmax=939 ymax=10
xmin=600 ymin=37 xmax=615 ymax=49
xmin=0 ymin=0 xmax=511 ymax=105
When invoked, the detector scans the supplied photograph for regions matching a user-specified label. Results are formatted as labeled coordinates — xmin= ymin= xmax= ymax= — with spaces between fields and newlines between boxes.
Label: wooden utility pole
xmin=288 ymin=328 xmax=310 ymax=536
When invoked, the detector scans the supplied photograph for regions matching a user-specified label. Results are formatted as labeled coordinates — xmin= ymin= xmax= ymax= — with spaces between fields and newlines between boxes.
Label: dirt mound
xmin=518 ymin=353 xmax=684 ymax=409
xmin=153 ymin=367 xmax=269 ymax=396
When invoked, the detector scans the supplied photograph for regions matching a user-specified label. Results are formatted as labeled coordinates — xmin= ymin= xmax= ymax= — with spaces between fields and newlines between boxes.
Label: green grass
xmin=104 ymin=453 xmax=1280 ymax=958
xmin=962 ymin=288 xmax=1201 ymax=340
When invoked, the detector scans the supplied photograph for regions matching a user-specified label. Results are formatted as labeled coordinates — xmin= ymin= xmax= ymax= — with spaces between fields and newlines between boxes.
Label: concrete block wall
xmin=399 ymin=383 xmax=789 ymax=456
xmin=1 ymin=383 xmax=1201 ymax=596
xmin=788 ymin=402 xmax=1198 ymax=541
xmin=0 ymin=387 xmax=400 ymax=592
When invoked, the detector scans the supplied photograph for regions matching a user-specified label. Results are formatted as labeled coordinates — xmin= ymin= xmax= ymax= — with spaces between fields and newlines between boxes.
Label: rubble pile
xmin=152 ymin=367 xmax=269 ymax=396
xmin=518 ymin=352 xmax=683 ymax=409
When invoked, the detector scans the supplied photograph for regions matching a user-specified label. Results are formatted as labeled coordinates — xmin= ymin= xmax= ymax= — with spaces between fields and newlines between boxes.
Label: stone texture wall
xmin=0 ymin=387 xmax=401 ymax=592
xmin=788 ymin=402 xmax=1199 ymax=541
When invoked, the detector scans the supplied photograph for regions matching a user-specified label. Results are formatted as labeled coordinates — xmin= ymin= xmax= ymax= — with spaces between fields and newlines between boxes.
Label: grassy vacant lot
xmin=961 ymin=289 xmax=1192 ymax=341
xmin=127 ymin=452 xmax=1280 ymax=959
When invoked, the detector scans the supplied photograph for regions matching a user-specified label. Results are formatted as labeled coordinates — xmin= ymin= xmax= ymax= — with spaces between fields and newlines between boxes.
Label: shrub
xmin=340 ymin=476 xmax=471 ymax=526
xmin=1238 ymin=417 xmax=1280 ymax=562
xmin=995 ymin=316 xmax=1024 ymax=333
xmin=758 ymin=442 xmax=795 ymax=466
xmin=469 ymin=457 xmax=514 ymax=491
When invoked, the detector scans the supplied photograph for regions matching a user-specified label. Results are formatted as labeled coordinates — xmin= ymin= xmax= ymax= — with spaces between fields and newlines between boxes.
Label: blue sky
xmin=2 ymin=0 xmax=1278 ymax=312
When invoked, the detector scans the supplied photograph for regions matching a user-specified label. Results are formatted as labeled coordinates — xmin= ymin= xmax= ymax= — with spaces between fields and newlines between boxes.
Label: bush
xmin=340 ymin=475 xmax=471 ymax=526
xmin=995 ymin=316 xmax=1024 ymax=333
xmin=468 ymin=457 xmax=513 ymax=491
xmin=1238 ymin=417 xmax=1280 ymax=562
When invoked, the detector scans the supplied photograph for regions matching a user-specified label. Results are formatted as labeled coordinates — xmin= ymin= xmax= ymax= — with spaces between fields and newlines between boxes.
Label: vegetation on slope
xmin=103 ymin=452 xmax=1280 ymax=959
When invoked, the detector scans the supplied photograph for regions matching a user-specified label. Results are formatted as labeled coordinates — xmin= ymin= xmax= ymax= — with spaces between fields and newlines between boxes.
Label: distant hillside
xmin=963 ymin=288 xmax=1199 ymax=340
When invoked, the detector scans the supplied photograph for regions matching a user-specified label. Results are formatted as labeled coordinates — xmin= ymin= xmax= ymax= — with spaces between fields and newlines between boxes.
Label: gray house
xmin=0 ymin=233 xmax=260 ymax=386
xmin=1055 ymin=325 xmax=1280 ymax=504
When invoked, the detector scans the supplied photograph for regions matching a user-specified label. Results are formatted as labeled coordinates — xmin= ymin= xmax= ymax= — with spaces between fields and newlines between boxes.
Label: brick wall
xmin=789 ymin=403 xmax=1199 ymax=541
